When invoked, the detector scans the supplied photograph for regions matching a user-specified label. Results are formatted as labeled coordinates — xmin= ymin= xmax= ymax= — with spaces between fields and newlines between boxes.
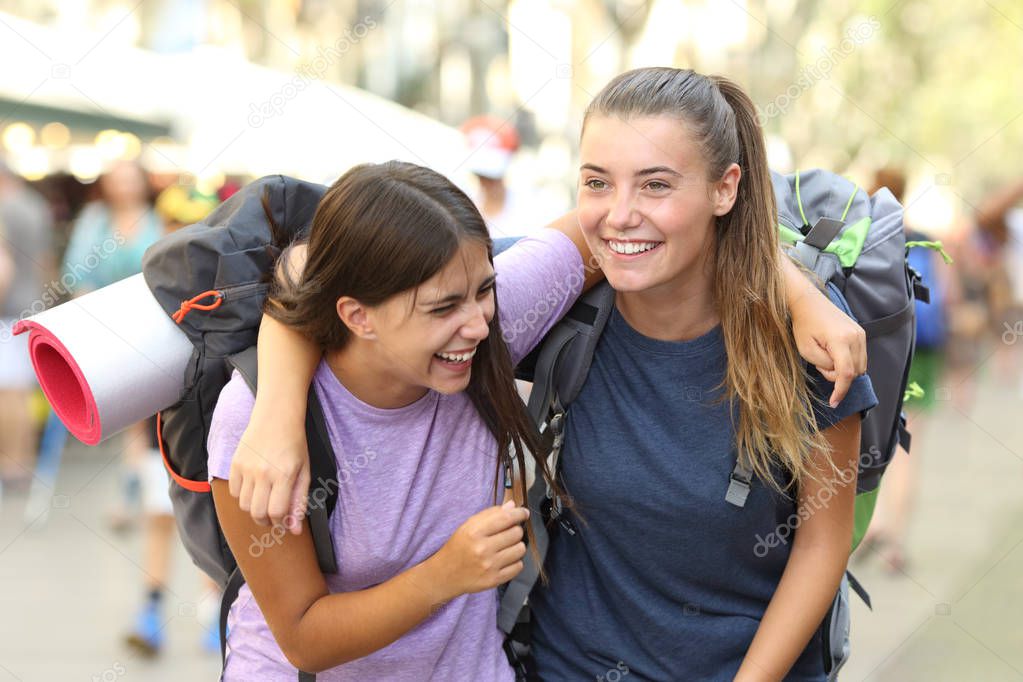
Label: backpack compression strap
xmin=497 ymin=282 xmax=616 ymax=635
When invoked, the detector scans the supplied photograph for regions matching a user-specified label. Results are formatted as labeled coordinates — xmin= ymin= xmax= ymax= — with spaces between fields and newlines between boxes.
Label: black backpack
xmin=142 ymin=175 xmax=338 ymax=681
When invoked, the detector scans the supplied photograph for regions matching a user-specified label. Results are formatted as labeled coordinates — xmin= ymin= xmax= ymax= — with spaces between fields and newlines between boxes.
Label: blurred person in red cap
xmin=461 ymin=115 xmax=546 ymax=240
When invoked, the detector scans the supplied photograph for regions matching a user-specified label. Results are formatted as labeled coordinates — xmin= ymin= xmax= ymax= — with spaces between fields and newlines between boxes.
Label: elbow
xmin=280 ymin=637 xmax=356 ymax=674
xmin=280 ymin=644 xmax=333 ymax=675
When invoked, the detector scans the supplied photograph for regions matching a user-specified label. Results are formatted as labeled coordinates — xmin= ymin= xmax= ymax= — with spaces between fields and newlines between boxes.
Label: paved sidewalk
xmin=0 ymin=433 xmax=220 ymax=682
xmin=843 ymin=372 xmax=1023 ymax=681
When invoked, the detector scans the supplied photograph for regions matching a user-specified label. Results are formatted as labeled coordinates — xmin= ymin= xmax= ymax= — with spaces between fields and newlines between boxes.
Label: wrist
xmin=788 ymin=277 xmax=821 ymax=317
xmin=414 ymin=550 xmax=460 ymax=606
xmin=250 ymin=388 xmax=308 ymax=427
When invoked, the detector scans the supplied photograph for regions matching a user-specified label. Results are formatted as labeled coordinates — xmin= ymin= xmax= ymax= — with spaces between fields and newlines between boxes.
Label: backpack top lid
xmin=142 ymin=175 xmax=327 ymax=357
xmin=771 ymin=169 xmax=902 ymax=272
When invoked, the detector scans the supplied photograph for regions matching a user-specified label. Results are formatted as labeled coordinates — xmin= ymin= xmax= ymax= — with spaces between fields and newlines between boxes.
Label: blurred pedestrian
xmin=975 ymin=177 xmax=1023 ymax=391
xmin=461 ymin=115 xmax=547 ymax=239
xmin=0 ymin=156 xmax=55 ymax=491
xmin=861 ymin=167 xmax=951 ymax=572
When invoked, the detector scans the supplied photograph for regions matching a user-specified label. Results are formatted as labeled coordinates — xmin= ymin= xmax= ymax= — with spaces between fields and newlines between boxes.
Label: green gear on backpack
xmin=903 ymin=381 xmax=925 ymax=403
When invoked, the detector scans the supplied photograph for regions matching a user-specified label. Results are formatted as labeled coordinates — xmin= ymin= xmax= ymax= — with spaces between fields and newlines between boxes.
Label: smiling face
xmin=578 ymin=115 xmax=739 ymax=301
xmin=341 ymin=239 xmax=496 ymax=398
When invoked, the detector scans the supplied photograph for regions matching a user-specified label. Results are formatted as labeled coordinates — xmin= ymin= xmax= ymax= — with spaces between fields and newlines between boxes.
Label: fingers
xmin=285 ymin=463 xmax=311 ymax=535
xmin=475 ymin=501 xmax=530 ymax=535
xmin=827 ymin=344 xmax=858 ymax=407
xmin=496 ymin=560 xmax=525 ymax=584
xmin=799 ymin=339 xmax=834 ymax=373
xmin=266 ymin=464 xmax=301 ymax=530
xmin=494 ymin=539 xmax=527 ymax=567
xmin=489 ymin=522 xmax=525 ymax=552
xmin=228 ymin=459 xmax=242 ymax=499
xmin=248 ymin=477 xmax=273 ymax=526
xmin=237 ymin=474 xmax=255 ymax=516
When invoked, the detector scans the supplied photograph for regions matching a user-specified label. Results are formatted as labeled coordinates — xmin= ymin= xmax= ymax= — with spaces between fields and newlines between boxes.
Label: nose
xmin=606 ymin=189 xmax=640 ymax=231
xmin=460 ymin=301 xmax=491 ymax=342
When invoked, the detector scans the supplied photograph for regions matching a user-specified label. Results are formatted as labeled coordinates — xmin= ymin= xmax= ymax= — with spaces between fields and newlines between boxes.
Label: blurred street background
xmin=0 ymin=1 xmax=1022 ymax=680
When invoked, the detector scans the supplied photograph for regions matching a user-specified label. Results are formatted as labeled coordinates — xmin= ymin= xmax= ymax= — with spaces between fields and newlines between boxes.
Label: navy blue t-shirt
xmin=529 ymin=289 xmax=878 ymax=682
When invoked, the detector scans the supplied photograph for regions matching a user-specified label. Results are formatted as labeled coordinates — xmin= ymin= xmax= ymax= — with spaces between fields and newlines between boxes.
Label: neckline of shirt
xmin=313 ymin=359 xmax=439 ymax=419
xmin=609 ymin=304 xmax=724 ymax=358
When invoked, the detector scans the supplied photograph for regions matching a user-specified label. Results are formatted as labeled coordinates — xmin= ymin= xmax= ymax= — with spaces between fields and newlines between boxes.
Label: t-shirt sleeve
xmin=494 ymin=228 xmax=586 ymax=364
xmin=207 ymin=370 xmax=256 ymax=481
xmin=807 ymin=283 xmax=879 ymax=430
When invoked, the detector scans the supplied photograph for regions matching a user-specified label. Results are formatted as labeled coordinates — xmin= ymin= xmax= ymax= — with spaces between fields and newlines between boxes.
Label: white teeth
xmin=607 ymin=240 xmax=660 ymax=255
xmin=436 ymin=349 xmax=477 ymax=363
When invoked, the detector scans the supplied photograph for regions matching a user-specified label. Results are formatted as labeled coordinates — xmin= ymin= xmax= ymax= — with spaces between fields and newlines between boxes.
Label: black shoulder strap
xmin=498 ymin=282 xmax=616 ymax=636
xmin=524 ymin=282 xmax=616 ymax=427
xmin=225 ymin=347 xmax=335 ymax=680
xmin=228 ymin=346 xmax=338 ymax=574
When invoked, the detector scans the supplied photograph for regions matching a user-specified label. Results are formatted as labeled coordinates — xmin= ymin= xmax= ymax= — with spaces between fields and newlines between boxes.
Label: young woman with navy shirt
xmin=226 ymin=68 xmax=875 ymax=681
xmin=525 ymin=68 xmax=877 ymax=681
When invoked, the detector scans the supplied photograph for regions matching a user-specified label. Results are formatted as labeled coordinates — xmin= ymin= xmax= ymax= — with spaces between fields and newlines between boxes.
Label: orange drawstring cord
xmin=172 ymin=290 xmax=223 ymax=324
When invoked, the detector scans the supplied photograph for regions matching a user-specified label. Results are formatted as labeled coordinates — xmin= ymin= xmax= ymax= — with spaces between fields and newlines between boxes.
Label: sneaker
xmin=124 ymin=601 xmax=164 ymax=657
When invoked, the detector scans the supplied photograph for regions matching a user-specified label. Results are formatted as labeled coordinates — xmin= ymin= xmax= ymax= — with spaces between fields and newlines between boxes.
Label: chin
xmin=432 ymin=375 xmax=472 ymax=395
xmin=603 ymin=268 xmax=657 ymax=293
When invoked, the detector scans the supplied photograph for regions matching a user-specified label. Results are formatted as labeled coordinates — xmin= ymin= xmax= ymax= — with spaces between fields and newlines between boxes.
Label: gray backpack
xmin=499 ymin=169 xmax=930 ymax=681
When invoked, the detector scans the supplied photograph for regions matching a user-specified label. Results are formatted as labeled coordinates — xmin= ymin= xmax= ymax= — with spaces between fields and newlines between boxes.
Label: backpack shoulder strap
xmin=498 ymin=281 xmax=616 ymax=636
xmin=525 ymin=281 xmax=617 ymax=426
xmin=227 ymin=347 xmax=338 ymax=574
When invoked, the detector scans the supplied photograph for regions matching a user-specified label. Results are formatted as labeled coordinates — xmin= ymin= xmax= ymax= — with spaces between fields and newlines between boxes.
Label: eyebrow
xmin=580 ymin=163 xmax=683 ymax=178
xmin=421 ymin=273 xmax=497 ymax=307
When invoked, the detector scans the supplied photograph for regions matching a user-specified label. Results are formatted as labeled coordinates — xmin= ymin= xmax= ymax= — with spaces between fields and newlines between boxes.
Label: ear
xmin=336 ymin=296 xmax=376 ymax=340
xmin=712 ymin=163 xmax=741 ymax=216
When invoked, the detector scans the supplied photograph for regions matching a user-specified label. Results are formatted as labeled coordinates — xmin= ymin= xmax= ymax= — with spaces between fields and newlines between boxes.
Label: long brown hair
xmin=266 ymin=161 xmax=561 ymax=548
xmin=583 ymin=68 xmax=830 ymax=492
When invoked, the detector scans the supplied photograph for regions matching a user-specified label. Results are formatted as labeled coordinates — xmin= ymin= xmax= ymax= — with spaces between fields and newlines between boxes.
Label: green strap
xmin=779 ymin=217 xmax=870 ymax=269
xmin=795 ymin=170 xmax=809 ymax=227
xmin=903 ymin=381 xmax=924 ymax=402
xmin=840 ymin=183 xmax=859 ymax=222
xmin=906 ymin=239 xmax=954 ymax=265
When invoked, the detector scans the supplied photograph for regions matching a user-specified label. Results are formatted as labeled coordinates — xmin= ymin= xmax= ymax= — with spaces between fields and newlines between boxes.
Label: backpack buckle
xmin=726 ymin=468 xmax=752 ymax=508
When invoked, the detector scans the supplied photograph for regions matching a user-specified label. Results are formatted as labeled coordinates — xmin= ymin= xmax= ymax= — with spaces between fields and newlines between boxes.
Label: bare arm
xmin=543 ymin=210 xmax=603 ymax=290
xmin=229 ymin=314 xmax=319 ymax=530
xmin=229 ymin=244 xmax=319 ymax=532
xmin=782 ymin=257 xmax=867 ymax=406
xmin=212 ymin=480 xmax=527 ymax=672
xmin=232 ymin=214 xmax=595 ymax=530
xmin=976 ymin=178 xmax=1023 ymax=236
xmin=735 ymin=414 xmax=861 ymax=681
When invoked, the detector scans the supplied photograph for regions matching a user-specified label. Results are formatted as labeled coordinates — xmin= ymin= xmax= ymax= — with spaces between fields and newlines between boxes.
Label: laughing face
xmin=577 ymin=115 xmax=739 ymax=301
xmin=346 ymin=239 xmax=496 ymax=400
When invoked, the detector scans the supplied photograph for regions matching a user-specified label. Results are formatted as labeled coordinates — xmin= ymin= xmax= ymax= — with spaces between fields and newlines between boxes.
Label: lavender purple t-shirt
xmin=207 ymin=229 xmax=584 ymax=681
